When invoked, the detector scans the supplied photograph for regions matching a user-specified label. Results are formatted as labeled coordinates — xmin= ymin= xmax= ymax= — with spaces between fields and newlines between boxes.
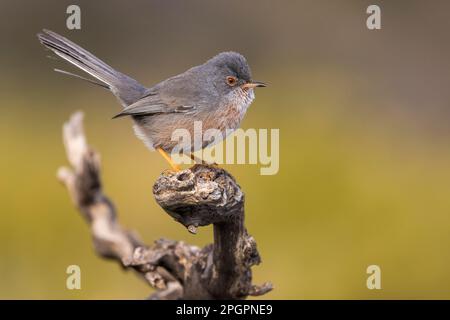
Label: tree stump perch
xmin=57 ymin=111 xmax=272 ymax=300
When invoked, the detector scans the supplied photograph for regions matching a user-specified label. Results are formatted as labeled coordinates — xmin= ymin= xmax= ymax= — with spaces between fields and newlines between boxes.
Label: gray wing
xmin=112 ymin=65 xmax=219 ymax=119
xmin=112 ymin=91 xmax=196 ymax=119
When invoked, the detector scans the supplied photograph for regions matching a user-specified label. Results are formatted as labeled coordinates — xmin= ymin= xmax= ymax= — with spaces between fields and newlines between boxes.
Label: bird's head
xmin=205 ymin=52 xmax=266 ymax=97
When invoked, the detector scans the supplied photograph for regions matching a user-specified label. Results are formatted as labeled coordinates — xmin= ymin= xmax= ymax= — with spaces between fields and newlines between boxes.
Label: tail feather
xmin=37 ymin=29 xmax=146 ymax=106
xmin=38 ymin=29 xmax=116 ymax=88
xmin=54 ymin=68 xmax=110 ymax=89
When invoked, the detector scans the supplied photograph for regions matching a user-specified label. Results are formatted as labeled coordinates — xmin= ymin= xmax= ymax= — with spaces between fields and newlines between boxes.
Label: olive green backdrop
xmin=1 ymin=0 xmax=450 ymax=299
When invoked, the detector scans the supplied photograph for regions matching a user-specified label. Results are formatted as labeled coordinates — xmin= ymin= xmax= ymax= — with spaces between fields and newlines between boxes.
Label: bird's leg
xmin=190 ymin=153 xmax=219 ymax=167
xmin=189 ymin=153 xmax=204 ymax=164
xmin=157 ymin=147 xmax=181 ymax=172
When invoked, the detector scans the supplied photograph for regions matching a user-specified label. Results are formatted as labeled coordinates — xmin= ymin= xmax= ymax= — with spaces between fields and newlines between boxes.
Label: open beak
xmin=241 ymin=81 xmax=267 ymax=89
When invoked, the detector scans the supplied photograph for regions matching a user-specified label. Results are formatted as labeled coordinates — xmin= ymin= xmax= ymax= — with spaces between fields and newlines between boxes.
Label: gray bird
xmin=37 ymin=29 xmax=265 ymax=171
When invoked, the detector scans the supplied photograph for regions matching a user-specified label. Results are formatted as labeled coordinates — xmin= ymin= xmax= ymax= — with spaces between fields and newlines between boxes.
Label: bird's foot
xmin=157 ymin=147 xmax=181 ymax=172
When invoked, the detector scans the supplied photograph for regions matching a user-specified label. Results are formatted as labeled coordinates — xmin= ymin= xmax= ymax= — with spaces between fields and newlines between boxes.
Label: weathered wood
xmin=57 ymin=111 xmax=272 ymax=299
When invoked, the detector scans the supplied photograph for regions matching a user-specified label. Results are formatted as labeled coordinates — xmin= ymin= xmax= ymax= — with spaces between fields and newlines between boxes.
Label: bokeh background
xmin=1 ymin=0 xmax=450 ymax=299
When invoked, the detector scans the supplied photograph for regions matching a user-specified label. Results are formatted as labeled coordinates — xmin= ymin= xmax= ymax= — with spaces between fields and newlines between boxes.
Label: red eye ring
xmin=226 ymin=76 xmax=237 ymax=86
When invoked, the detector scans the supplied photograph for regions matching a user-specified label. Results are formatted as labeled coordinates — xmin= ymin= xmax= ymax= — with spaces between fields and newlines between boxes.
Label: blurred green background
xmin=1 ymin=0 xmax=450 ymax=299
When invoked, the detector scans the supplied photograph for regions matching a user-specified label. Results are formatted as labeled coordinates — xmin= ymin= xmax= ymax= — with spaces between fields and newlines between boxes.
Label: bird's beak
xmin=241 ymin=81 xmax=267 ymax=89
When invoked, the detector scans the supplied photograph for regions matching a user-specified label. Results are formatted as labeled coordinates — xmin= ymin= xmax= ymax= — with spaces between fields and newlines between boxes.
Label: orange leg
xmin=190 ymin=153 xmax=219 ymax=167
xmin=190 ymin=153 xmax=203 ymax=164
xmin=157 ymin=147 xmax=181 ymax=172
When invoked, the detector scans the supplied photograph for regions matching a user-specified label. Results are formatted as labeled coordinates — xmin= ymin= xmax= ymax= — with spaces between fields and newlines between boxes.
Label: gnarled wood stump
xmin=57 ymin=111 xmax=272 ymax=299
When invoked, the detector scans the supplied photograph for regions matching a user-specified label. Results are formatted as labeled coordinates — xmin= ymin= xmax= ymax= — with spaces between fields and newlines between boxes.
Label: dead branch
xmin=57 ymin=111 xmax=272 ymax=299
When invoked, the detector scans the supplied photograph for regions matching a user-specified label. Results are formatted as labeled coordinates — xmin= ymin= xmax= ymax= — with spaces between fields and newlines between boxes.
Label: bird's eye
xmin=226 ymin=76 xmax=237 ymax=86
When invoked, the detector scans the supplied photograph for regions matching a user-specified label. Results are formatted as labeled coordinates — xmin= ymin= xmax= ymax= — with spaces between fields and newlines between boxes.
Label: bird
xmin=37 ymin=29 xmax=266 ymax=171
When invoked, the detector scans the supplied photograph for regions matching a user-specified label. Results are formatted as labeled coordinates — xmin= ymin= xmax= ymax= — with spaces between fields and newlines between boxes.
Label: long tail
xmin=37 ymin=29 xmax=147 ymax=107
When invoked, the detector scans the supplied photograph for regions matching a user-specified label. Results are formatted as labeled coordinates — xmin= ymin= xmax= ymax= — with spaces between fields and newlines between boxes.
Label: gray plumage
xmin=37 ymin=29 xmax=265 ymax=153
